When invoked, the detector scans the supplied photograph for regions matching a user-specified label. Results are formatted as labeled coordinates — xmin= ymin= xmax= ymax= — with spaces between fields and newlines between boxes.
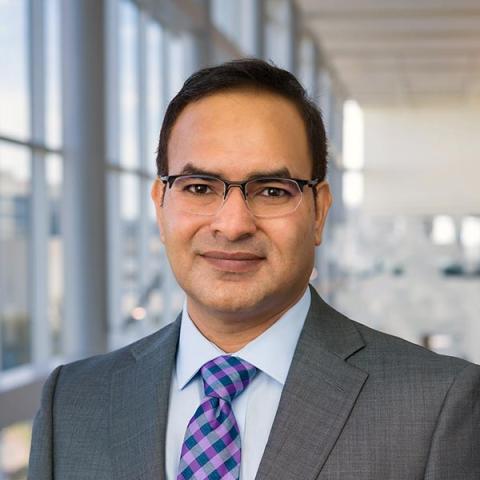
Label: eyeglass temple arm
xmin=296 ymin=178 xmax=321 ymax=191
xmin=159 ymin=175 xmax=175 ymax=187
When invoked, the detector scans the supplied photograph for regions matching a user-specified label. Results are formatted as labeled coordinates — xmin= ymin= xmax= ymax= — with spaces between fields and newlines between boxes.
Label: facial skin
xmin=152 ymin=89 xmax=332 ymax=351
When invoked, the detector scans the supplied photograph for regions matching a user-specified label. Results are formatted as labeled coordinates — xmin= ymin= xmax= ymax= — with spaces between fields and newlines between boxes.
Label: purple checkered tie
xmin=177 ymin=355 xmax=257 ymax=480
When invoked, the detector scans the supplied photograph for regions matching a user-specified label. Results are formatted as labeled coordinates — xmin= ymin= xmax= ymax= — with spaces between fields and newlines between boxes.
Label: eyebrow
xmin=177 ymin=162 xmax=293 ymax=181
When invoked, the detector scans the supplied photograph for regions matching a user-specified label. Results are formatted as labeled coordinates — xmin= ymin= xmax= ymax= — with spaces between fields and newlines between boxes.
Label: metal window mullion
xmin=241 ymin=0 xmax=263 ymax=58
xmin=329 ymin=94 xmax=342 ymax=156
xmin=286 ymin=0 xmax=298 ymax=74
xmin=319 ymin=69 xmax=332 ymax=137
xmin=105 ymin=0 xmax=122 ymax=350
xmin=155 ymin=21 xmax=167 ymax=328
xmin=62 ymin=0 xmax=108 ymax=358
xmin=0 ymin=136 xmax=62 ymax=155
xmin=303 ymin=35 xmax=317 ymax=97
xmin=106 ymin=173 xmax=122 ymax=349
xmin=159 ymin=28 xmax=175 ymax=326
xmin=188 ymin=0 xmax=209 ymax=68
xmin=30 ymin=0 xmax=46 ymax=145
xmin=156 ymin=23 xmax=165 ymax=125
xmin=160 ymin=23 xmax=170 ymax=116
xmin=311 ymin=43 xmax=321 ymax=103
xmin=106 ymin=162 xmax=153 ymax=180
xmin=105 ymin=0 xmax=120 ymax=168
xmin=138 ymin=11 xmax=150 ymax=334
xmin=155 ymin=21 xmax=174 ymax=329
xmin=29 ymin=0 xmax=51 ymax=365
xmin=334 ymin=97 xmax=344 ymax=158
xmin=138 ymin=11 xmax=147 ymax=175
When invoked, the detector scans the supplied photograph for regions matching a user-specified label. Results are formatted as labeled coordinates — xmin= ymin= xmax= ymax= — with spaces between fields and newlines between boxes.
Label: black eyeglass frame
xmin=159 ymin=174 xmax=321 ymax=200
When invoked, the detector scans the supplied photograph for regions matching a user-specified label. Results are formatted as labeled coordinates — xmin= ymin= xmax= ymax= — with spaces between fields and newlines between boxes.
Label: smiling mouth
xmin=200 ymin=251 xmax=265 ymax=273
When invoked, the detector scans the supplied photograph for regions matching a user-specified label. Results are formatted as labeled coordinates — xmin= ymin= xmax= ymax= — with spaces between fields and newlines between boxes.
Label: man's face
xmin=152 ymin=89 xmax=331 ymax=322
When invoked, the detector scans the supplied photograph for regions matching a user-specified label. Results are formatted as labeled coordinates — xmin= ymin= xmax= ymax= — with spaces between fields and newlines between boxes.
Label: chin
xmin=186 ymin=280 xmax=273 ymax=315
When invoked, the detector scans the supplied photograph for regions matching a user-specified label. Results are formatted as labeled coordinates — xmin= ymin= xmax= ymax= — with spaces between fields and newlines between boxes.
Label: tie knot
xmin=200 ymin=355 xmax=257 ymax=402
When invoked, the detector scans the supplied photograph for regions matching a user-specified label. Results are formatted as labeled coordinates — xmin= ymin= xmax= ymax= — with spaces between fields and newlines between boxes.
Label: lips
xmin=202 ymin=251 xmax=264 ymax=260
xmin=200 ymin=250 xmax=265 ymax=272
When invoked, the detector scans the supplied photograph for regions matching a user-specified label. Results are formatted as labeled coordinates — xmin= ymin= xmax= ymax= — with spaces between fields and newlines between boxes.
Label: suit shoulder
xmin=312 ymin=291 xmax=474 ymax=375
xmin=351 ymin=318 xmax=476 ymax=378
xmin=56 ymin=320 xmax=179 ymax=383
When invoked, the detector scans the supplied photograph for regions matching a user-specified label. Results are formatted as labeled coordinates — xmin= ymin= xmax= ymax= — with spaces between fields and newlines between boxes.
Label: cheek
xmin=162 ymin=213 xmax=221 ymax=273
xmin=263 ymin=216 xmax=315 ymax=264
xmin=161 ymin=214 xmax=197 ymax=259
xmin=163 ymin=210 xmax=197 ymax=238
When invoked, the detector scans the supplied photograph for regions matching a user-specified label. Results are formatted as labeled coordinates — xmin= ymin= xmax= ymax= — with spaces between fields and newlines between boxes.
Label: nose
xmin=209 ymin=186 xmax=257 ymax=241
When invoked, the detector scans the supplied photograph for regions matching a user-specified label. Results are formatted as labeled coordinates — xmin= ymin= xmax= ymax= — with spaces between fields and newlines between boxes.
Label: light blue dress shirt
xmin=165 ymin=287 xmax=311 ymax=480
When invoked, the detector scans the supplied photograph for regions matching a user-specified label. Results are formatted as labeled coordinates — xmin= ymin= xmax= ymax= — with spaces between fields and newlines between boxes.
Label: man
xmin=29 ymin=59 xmax=479 ymax=479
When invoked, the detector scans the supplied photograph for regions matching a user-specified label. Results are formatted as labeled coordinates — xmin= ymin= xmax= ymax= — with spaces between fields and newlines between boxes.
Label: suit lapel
xmin=110 ymin=317 xmax=181 ymax=480
xmin=256 ymin=287 xmax=368 ymax=480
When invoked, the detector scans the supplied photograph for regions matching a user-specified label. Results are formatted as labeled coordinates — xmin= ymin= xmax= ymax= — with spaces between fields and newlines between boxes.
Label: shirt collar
xmin=175 ymin=287 xmax=311 ymax=389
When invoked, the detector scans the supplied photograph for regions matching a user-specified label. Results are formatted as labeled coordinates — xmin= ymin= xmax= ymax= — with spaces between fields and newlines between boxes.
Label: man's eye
xmin=184 ymin=184 xmax=212 ymax=194
xmin=260 ymin=187 xmax=289 ymax=197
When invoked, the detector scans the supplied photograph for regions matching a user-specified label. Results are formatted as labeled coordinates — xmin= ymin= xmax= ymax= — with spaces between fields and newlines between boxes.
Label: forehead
xmin=167 ymin=89 xmax=312 ymax=179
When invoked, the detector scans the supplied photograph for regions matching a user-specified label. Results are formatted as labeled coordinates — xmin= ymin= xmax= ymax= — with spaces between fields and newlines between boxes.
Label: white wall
xmin=362 ymin=102 xmax=480 ymax=216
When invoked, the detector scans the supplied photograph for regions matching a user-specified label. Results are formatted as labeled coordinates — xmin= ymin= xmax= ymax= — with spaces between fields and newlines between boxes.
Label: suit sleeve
xmin=27 ymin=365 xmax=63 ymax=480
xmin=424 ymin=362 xmax=480 ymax=479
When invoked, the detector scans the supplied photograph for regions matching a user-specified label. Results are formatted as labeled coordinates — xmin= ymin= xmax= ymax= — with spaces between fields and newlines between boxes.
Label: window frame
xmin=0 ymin=0 xmax=65 ymax=429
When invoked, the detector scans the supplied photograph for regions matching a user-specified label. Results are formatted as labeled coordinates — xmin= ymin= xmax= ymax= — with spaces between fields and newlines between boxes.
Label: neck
xmin=186 ymin=289 xmax=307 ymax=353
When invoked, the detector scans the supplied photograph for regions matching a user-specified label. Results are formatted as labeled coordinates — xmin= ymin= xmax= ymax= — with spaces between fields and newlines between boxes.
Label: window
xmin=298 ymin=34 xmax=316 ymax=96
xmin=165 ymin=30 xmax=188 ymax=102
xmin=46 ymin=154 xmax=63 ymax=355
xmin=0 ymin=144 xmax=31 ymax=370
xmin=0 ymin=0 xmax=64 ymax=371
xmin=211 ymin=0 xmax=243 ymax=48
xmin=118 ymin=0 xmax=140 ymax=170
xmin=1 ymin=0 xmax=64 ymax=469
xmin=108 ymin=0 xmax=192 ymax=347
xmin=264 ymin=0 xmax=291 ymax=69
xmin=145 ymin=20 xmax=164 ymax=175
xmin=0 ymin=0 xmax=29 ymax=141
xmin=45 ymin=0 xmax=62 ymax=149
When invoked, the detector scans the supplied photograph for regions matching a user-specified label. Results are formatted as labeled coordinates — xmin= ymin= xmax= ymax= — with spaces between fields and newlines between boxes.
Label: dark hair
xmin=156 ymin=58 xmax=327 ymax=180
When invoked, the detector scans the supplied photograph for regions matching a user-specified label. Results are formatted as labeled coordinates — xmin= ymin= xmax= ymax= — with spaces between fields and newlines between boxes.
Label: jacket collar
xmin=255 ymin=286 xmax=368 ymax=480
xmin=110 ymin=315 xmax=181 ymax=480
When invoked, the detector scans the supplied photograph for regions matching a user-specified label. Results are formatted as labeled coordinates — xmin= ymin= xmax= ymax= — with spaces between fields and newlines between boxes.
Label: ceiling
xmin=296 ymin=0 xmax=480 ymax=106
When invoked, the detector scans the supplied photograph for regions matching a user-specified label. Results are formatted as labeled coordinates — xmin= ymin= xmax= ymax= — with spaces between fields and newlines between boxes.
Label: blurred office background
xmin=1 ymin=0 xmax=480 ymax=477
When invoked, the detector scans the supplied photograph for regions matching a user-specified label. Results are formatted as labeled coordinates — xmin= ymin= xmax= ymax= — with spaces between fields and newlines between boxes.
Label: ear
xmin=151 ymin=178 xmax=166 ymax=243
xmin=313 ymin=181 xmax=333 ymax=246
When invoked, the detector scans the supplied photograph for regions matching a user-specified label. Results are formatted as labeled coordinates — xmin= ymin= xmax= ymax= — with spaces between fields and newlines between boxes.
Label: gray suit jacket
xmin=28 ymin=287 xmax=480 ymax=479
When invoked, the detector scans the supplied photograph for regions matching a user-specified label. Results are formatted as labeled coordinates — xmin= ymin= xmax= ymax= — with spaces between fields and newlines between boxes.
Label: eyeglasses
xmin=159 ymin=174 xmax=320 ymax=218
